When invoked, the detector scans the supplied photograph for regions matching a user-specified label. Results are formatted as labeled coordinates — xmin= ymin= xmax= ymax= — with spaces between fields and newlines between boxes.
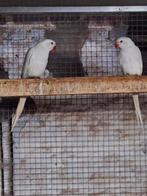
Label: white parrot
xmin=11 ymin=39 xmax=56 ymax=131
xmin=115 ymin=37 xmax=143 ymax=125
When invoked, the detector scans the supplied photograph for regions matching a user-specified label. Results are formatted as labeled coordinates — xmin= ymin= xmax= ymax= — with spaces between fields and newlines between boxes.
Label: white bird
xmin=115 ymin=37 xmax=143 ymax=125
xmin=11 ymin=39 xmax=56 ymax=131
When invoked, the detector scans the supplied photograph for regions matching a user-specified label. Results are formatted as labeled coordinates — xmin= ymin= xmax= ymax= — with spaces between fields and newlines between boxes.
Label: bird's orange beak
xmin=115 ymin=42 xmax=120 ymax=48
xmin=51 ymin=46 xmax=56 ymax=54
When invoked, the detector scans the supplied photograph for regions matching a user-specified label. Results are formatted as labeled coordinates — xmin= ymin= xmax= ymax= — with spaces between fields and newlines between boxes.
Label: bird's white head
xmin=41 ymin=39 xmax=56 ymax=54
xmin=115 ymin=37 xmax=135 ymax=49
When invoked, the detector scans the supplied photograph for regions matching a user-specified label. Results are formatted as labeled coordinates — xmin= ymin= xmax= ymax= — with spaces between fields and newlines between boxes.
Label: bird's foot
xmin=39 ymin=70 xmax=53 ymax=78
xmin=28 ymin=77 xmax=40 ymax=79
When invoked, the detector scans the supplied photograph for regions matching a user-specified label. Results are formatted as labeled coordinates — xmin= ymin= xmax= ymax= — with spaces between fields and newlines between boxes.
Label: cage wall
xmin=0 ymin=9 xmax=147 ymax=196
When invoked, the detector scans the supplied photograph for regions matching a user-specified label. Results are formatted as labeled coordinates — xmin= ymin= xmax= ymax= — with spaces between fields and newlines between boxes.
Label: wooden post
xmin=1 ymin=121 xmax=13 ymax=196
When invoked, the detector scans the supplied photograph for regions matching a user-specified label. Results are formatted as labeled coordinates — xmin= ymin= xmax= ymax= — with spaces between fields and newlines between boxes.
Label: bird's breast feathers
xmin=119 ymin=46 xmax=142 ymax=75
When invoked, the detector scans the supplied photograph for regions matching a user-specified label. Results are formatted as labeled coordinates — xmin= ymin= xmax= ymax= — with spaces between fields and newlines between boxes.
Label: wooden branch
xmin=0 ymin=76 xmax=147 ymax=97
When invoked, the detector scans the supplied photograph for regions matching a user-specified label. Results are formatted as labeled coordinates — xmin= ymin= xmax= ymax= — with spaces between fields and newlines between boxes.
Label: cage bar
xmin=0 ymin=124 xmax=2 ymax=196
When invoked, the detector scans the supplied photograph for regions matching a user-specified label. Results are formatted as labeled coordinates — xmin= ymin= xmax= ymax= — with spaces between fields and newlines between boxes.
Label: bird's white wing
xmin=21 ymin=48 xmax=33 ymax=78
xmin=137 ymin=47 xmax=143 ymax=75
xmin=132 ymin=46 xmax=143 ymax=75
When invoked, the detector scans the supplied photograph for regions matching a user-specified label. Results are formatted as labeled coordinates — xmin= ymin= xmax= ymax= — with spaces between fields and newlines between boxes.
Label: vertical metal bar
xmin=1 ymin=121 xmax=13 ymax=196
xmin=0 ymin=123 xmax=2 ymax=196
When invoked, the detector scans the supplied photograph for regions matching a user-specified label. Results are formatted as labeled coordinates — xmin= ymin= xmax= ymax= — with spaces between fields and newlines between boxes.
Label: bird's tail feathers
xmin=11 ymin=97 xmax=26 ymax=132
xmin=132 ymin=94 xmax=143 ymax=126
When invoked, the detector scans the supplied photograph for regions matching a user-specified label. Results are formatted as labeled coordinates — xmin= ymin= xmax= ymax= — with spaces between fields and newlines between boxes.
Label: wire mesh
xmin=0 ymin=12 xmax=147 ymax=78
xmin=0 ymin=11 xmax=147 ymax=196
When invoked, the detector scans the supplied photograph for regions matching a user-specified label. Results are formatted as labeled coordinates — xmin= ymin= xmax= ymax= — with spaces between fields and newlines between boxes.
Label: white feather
xmin=11 ymin=97 xmax=26 ymax=132
xmin=132 ymin=94 xmax=143 ymax=125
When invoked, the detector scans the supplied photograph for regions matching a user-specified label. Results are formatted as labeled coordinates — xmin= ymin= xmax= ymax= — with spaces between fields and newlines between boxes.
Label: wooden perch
xmin=0 ymin=76 xmax=147 ymax=97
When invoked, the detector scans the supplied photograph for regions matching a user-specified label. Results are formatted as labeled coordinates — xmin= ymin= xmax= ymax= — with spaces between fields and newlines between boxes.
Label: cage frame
xmin=0 ymin=5 xmax=147 ymax=196
xmin=0 ymin=6 xmax=147 ymax=13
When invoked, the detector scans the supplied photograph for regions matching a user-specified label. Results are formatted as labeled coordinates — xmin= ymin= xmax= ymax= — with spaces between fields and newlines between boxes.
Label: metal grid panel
xmin=12 ymin=94 xmax=147 ymax=195
xmin=0 ymin=12 xmax=147 ymax=78
xmin=0 ymin=11 xmax=147 ymax=196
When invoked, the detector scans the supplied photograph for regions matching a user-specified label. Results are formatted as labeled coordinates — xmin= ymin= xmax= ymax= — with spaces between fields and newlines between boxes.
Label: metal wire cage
xmin=0 ymin=6 xmax=147 ymax=196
